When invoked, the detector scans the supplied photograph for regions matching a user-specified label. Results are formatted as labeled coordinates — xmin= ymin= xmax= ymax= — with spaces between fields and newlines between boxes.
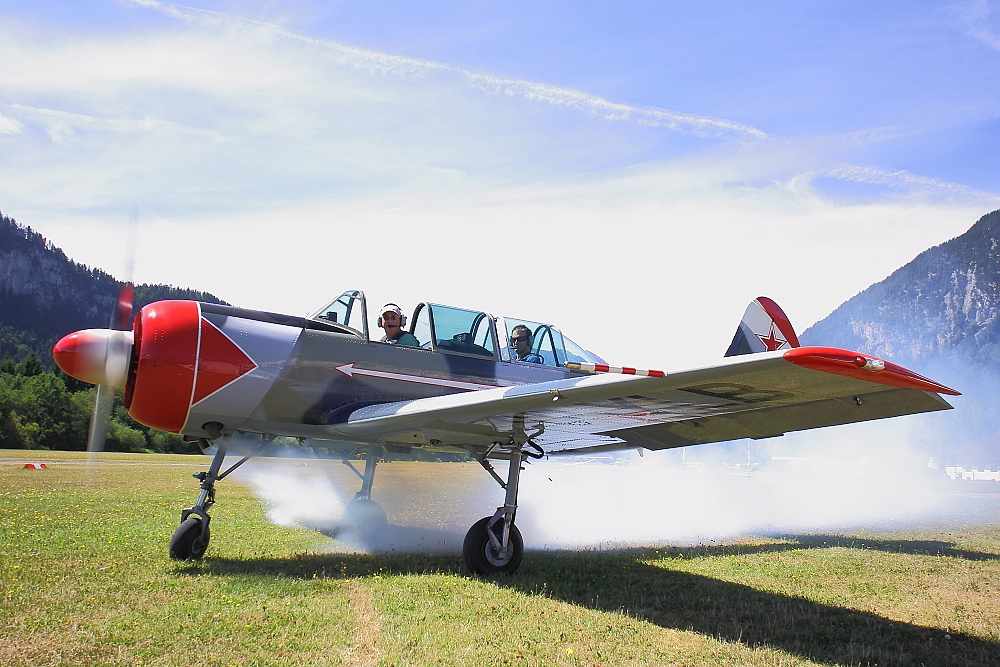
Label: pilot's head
xmin=510 ymin=325 xmax=532 ymax=355
xmin=378 ymin=304 xmax=406 ymax=331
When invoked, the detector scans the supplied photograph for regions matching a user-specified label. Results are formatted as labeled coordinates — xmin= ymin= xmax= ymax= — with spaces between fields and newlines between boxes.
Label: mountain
xmin=0 ymin=211 xmax=228 ymax=365
xmin=802 ymin=209 xmax=1000 ymax=366
xmin=801 ymin=208 xmax=1000 ymax=443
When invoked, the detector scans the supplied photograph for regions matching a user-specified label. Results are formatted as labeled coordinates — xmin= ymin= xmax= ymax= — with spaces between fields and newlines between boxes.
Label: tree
xmin=15 ymin=351 xmax=44 ymax=377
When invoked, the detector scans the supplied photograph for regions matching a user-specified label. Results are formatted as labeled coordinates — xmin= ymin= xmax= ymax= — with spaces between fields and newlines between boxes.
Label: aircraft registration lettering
xmin=680 ymin=382 xmax=792 ymax=404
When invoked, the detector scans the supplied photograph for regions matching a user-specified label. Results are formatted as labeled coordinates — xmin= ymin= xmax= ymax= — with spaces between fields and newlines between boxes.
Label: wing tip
xmin=783 ymin=347 xmax=961 ymax=395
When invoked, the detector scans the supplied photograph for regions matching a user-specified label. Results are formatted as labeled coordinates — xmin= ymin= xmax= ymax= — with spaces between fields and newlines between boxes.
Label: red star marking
xmin=756 ymin=323 xmax=787 ymax=351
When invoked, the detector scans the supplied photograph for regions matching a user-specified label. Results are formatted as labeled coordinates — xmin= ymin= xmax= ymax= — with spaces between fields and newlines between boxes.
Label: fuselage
xmin=55 ymin=297 xmax=588 ymax=442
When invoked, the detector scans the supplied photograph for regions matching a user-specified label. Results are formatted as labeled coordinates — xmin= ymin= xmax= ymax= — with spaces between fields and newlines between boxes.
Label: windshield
xmin=500 ymin=316 xmax=604 ymax=366
xmin=417 ymin=303 xmax=496 ymax=358
xmin=307 ymin=290 xmax=368 ymax=338
xmin=562 ymin=334 xmax=604 ymax=365
xmin=500 ymin=317 xmax=560 ymax=366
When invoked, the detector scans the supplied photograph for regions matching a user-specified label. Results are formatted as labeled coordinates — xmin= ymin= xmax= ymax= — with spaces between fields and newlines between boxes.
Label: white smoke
xmin=236 ymin=461 xmax=347 ymax=528
xmin=220 ymin=412 xmax=982 ymax=557
xmin=516 ymin=447 xmax=945 ymax=550
xmin=227 ymin=452 xmax=495 ymax=554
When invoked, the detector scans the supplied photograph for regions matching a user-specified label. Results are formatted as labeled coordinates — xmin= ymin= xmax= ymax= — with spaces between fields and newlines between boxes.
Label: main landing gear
xmin=463 ymin=431 xmax=542 ymax=575
xmin=338 ymin=446 xmax=387 ymax=538
xmin=168 ymin=424 xmax=270 ymax=560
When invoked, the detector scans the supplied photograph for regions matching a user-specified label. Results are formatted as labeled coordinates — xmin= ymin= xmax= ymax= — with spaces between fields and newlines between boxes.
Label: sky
xmin=2 ymin=0 xmax=1000 ymax=368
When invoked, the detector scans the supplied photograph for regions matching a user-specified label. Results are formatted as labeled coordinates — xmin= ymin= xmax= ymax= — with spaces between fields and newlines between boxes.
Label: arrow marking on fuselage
xmin=334 ymin=363 xmax=500 ymax=391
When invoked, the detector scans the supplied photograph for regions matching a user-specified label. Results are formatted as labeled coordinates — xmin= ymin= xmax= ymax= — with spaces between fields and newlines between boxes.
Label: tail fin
xmin=725 ymin=296 xmax=800 ymax=357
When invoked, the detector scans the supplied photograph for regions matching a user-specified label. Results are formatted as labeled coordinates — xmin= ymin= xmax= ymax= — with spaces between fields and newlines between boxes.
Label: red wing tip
xmin=783 ymin=346 xmax=961 ymax=396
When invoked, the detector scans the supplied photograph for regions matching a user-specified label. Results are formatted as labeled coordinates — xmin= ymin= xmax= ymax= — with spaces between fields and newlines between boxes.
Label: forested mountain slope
xmin=0 ymin=212 xmax=227 ymax=364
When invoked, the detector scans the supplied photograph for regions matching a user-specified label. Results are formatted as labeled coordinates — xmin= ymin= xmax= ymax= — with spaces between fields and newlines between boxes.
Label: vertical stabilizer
xmin=724 ymin=297 xmax=800 ymax=357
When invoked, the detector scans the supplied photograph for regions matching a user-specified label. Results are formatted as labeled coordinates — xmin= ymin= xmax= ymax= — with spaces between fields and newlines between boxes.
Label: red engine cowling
xmin=125 ymin=300 xmax=201 ymax=433
xmin=56 ymin=299 xmax=297 ymax=436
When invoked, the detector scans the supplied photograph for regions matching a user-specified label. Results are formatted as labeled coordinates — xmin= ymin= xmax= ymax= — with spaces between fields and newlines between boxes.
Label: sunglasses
xmin=510 ymin=336 xmax=529 ymax=343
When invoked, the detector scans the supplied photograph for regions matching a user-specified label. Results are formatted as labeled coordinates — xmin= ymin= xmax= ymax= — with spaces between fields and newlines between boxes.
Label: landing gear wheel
xmin=169 ymin=517 xmax=210 ymax=560
xmin=341 ymin=499 xmax=387 ymax=539
xmin=463 ymin=516 xmax=523 ymax=575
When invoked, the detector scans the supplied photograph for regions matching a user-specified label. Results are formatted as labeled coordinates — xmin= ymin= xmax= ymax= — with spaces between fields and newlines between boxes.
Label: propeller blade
xmin=112 ymin=205 xmax=138 ymax=331
xmin=87 ymin=383 xmax=114 ymax=454
xmin=113 ymin=284 xmax=134 ymax=331
xmin=88 ymin=207 xmax=138 ymax=460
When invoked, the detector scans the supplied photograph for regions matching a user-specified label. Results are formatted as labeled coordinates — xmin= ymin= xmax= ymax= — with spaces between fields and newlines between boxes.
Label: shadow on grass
xmin=646 ymin=534 xmax=1000 ymax=562
xmin=183 ymin=542 xmax=1000 ymax=666
xmin=508 ymin=552 xmax=1000 ymax=667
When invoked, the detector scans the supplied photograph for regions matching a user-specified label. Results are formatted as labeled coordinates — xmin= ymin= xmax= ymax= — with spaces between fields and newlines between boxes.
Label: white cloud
xmin=1 ymin=103 xmax=176 ymax=142
xmin=827 ymin=163 xmax=995 ymax=199
xmin=0 ymin=9 xmax=771 ymax=218
xmin=2 ymin=1 xmax=998 ymax=372
xmin=951 ymin=0 xmax=1000 ymax=50
xmin=35 ymin=160 xmax=992 ymax=370
xmin=0 ymin=113 xmax=22 ymax=134
xmin=125 ymin=0 xmax=766 ymax=139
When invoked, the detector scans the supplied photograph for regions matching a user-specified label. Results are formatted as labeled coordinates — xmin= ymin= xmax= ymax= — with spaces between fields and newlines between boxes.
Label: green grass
xmin=2 ymin=450 xmax=999 ymax=666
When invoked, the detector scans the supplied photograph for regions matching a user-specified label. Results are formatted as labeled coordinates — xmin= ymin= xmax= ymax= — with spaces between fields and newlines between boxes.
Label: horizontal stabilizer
xmin=725 ymin=296 xmax=800 ymax=357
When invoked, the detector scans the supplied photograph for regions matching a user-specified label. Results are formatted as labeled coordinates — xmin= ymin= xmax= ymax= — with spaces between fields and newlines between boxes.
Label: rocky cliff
xmin=0 ymin=212 xmax=226 ymax=363
xmin=802 ymin=209 xmax=1000 ymax=368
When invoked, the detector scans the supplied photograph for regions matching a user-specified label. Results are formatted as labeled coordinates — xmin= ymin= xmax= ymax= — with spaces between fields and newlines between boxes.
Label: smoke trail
xmin=222 ymin=411 xmax=990 ymax=556
xmin=516 ymin=450 xmax=943 ymax=550
xmin=229 ymin=452 xmax=494 ymax=554
xmin=235 ymin=457 xmax=346 ymax=529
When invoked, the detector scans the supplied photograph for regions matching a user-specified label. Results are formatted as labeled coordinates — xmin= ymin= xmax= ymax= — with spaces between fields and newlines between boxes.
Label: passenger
xmin=378 ymin=304 xmax=419 ymax=347
xmin=510 ymin=325 xmax=543 ymax=363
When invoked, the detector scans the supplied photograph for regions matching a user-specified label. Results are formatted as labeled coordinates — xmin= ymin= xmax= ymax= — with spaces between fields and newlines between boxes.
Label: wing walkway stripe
xmin=565 ymin=361 xmax=666 ymax=378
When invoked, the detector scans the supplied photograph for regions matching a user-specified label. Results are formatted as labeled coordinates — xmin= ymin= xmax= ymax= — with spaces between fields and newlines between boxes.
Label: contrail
xmin=827 ymin=163 xmax=995 ymax=199
xmin=126 ymin=0 xmax=767 ymax=140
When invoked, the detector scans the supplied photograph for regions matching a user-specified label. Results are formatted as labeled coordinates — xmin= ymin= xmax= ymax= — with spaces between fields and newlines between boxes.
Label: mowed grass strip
xmin=0 ymin=450 xmax=998 ymax=666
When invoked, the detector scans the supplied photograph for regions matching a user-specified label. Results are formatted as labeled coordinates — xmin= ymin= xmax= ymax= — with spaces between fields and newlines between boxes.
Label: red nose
xmin=52 ymin=329 xmax=133 ymax=387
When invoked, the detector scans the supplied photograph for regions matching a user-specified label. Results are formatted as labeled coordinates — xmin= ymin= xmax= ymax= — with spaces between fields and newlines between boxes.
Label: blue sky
xmin=1 ymin=0 xmax=999 ymax=365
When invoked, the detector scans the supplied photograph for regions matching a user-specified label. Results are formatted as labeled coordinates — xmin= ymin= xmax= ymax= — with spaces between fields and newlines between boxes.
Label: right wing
xmin=275 ymin=346 xmax=958 ymax=455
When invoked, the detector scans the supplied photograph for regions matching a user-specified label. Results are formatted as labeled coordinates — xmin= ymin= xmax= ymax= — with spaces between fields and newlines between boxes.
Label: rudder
xmin=724 ymin=296 xmax=800 ymax=357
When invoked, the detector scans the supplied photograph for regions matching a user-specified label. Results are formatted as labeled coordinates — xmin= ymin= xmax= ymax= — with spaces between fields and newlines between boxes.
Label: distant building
xmin=943 ymin=432 xmax=1000 ymax=482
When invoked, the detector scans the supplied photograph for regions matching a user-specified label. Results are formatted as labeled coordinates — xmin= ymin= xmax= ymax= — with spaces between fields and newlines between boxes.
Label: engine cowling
xmin=125 ymin=300 xmax=201 ymax=433
xmin=56 ymin=300 xmax=303 ymax=436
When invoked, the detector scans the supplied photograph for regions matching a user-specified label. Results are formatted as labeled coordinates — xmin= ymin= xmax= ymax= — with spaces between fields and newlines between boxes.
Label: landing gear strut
xmin=339 ymin=446 xmax=387 ymax=538
xmin=168 ymin=426 xmax=269 ymax=560
xmin=463 ymin=447 xmax=526 ymax=575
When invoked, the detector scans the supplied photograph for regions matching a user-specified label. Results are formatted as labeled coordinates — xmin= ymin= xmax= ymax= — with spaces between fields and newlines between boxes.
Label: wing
xmin=279 ymin=346 xmax=958 ymax=455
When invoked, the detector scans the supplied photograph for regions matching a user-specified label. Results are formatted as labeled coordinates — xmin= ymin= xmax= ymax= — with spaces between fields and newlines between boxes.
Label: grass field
xmin=2 ymin=450 xmax=999 ymax=666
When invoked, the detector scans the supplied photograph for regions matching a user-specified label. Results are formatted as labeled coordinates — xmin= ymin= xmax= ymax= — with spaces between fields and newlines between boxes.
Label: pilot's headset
xmin=377 ymin=303 xmax=407 ymax=328
xmin=510 ymin=325 xmax=532 ymax=347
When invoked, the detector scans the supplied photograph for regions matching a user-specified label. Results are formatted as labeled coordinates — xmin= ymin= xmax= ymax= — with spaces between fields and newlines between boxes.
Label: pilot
xmin=378 ymin=304 xmax=419 ymax=347
xmin=510 ymin=325 xmax=543 ymax=363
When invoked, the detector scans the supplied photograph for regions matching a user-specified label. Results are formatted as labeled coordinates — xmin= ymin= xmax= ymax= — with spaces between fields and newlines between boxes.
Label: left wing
xmin=279 ymin=346 xmax=958 ymax=455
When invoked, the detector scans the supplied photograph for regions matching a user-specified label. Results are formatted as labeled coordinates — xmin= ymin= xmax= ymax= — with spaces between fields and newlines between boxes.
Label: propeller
xmin=84 ymin=283 xmax=133 ymax=455
xmin=53 ymin=208 xmax=138 ymax=458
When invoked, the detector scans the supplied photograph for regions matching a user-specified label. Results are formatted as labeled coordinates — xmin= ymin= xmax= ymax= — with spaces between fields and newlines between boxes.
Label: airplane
xmin=51 ymin=290 xmax=959 ymax=574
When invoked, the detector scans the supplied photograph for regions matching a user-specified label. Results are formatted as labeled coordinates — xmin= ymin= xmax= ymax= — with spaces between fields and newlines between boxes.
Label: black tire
xmin=169 ymin=517 xmax=210 ymax=560
xmin=341 ymin=499 xmax=387 ymax=539
xmin=463 ymin=516 xmax=523 ymax=575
